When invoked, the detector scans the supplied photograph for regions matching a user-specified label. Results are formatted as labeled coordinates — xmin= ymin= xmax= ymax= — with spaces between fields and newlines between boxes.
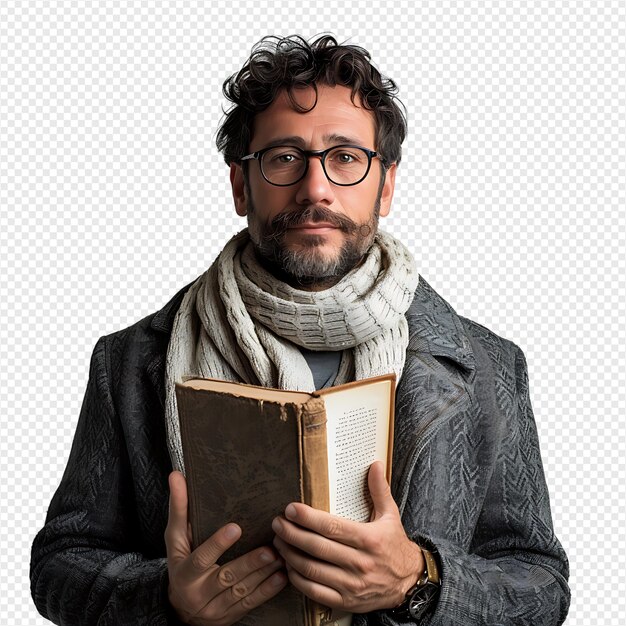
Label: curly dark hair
xmin=216 ymin=34 xmax=407 ymax=168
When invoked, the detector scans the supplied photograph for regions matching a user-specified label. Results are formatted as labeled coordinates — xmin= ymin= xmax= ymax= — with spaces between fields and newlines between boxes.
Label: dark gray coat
xmin=30 ymin=277 xmax=570 ymax=625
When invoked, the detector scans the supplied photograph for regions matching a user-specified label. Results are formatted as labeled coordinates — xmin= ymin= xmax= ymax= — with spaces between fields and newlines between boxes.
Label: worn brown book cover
xmin=175 ymin=373 xmax=396 ymax=626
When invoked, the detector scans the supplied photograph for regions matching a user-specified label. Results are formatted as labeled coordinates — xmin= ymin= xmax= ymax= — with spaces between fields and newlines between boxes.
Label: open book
xmin=175 ymin=373 xmax=396 ymax=626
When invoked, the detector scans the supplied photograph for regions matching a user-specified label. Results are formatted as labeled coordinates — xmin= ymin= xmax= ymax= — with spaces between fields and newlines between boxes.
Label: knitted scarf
xmin=165 ymin=228 xmax=419 ymax=472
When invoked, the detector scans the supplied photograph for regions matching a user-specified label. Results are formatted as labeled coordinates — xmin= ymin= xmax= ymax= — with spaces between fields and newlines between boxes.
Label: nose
xmin=294 ymin=155 xmax=336 ymax=206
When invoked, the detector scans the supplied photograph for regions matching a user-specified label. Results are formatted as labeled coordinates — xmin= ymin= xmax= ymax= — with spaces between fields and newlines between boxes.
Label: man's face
xmin=230 ymin=84 xmax=396 ymax=290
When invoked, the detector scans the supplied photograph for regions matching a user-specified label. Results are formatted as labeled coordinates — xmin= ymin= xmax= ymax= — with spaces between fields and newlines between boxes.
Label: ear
xmin=230 ymin=162 xmax=248 ymax=217
xmin=378 ymin=162 xmax=396 ymax=218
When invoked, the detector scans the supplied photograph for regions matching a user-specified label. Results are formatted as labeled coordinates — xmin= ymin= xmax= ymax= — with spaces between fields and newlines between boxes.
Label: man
xmin=31 ymin=35 xmax=570 ymax=625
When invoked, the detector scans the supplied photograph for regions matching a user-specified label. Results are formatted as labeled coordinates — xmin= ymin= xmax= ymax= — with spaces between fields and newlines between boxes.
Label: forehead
xmin=249 ymin=84 xmax=376 ymax=150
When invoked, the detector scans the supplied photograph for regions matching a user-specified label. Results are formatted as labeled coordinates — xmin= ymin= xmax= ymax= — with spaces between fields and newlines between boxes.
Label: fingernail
xmin=273 ymin=538 xmax=285 ymax=556
xmin=225 ymin=524 xmax=240 ymax=540
xmin=285 ymin=504 xmax=297 ymax=519
xmin=272 ymin=517 xmax=281 ymax=532
xmin=271 ymin=572 xmax=286 ymax=587
xmin=259 ymin=550 xmax=274 ymax=564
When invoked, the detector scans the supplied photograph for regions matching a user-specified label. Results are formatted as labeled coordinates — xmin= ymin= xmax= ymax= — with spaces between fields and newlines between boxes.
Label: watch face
xmin=409 ymin=583 xmax=440 ymax=619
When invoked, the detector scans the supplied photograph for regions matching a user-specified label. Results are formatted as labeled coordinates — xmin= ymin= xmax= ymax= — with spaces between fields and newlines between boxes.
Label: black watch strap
xmin=392 ymin=547 xmax=441 ymax=621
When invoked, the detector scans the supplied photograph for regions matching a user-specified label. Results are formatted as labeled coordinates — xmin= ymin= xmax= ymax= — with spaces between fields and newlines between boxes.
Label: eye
xmin=267 ymin=148 xmax=304 ymax=165
xmin=328 ymin=148 xmax=364 ymax=165
xmin=337 ymin=152 xmax=355 ymax=163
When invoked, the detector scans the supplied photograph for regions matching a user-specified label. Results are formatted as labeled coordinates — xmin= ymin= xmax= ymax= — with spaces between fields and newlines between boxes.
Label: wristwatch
xmin=392 ymin=546 xmax=441 ymax=621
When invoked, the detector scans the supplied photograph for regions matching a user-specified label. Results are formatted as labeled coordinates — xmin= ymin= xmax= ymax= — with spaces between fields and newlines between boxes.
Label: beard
xmin=246 ymin=192 xmax=382 ymax=290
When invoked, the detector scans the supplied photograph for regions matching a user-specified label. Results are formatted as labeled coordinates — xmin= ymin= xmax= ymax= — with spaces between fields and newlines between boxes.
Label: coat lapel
xmin=405 ymin=276 xmax=475 ymax=372
xmin=392 ymin=276 xmax=477 ymax=514
xmin=146 ymin=280 xmax=196 ymax=408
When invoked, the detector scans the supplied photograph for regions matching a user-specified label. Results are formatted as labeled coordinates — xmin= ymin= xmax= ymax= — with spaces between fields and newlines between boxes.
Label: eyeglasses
xmin=239 ymin=144 xmax=385 ymax=187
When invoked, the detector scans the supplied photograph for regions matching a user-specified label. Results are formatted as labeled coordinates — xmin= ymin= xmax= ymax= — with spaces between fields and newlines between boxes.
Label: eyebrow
xmin=260 ymin=133 xmax=368 ymax=150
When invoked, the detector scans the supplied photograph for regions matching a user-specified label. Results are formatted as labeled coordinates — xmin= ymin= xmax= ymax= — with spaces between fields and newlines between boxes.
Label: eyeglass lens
xmin=261 ymin=146 xmax=370 ymax=185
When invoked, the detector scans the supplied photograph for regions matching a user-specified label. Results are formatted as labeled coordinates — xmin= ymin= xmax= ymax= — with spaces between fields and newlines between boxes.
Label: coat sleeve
xmin=30 ymin=337 xmax=182 ymax=626
xmin=363 ymin=345 xmax=571 ymax=626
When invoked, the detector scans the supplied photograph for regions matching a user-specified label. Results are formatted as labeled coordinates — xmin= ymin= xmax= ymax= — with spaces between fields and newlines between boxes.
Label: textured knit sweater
xmin=30 ymin=277 xmax=570 ymax=625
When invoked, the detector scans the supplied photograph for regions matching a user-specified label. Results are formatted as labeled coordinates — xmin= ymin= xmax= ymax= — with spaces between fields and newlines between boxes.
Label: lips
xmin=285 ymin=222 xmax=340 ymax=237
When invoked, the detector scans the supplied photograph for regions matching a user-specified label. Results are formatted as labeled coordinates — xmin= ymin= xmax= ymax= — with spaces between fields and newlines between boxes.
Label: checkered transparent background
xmin=2 ymin=1 xmax=625 ymax=623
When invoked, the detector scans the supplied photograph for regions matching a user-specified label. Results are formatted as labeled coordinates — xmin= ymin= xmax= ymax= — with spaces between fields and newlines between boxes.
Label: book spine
xmin=298 ymin=397 xmax=330 ymax=626
xmin=299 ymin=396 xmax=330 ymax=512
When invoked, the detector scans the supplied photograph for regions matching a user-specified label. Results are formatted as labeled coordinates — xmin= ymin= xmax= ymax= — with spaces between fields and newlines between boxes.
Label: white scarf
xmin=165 ymin=228 xmax=419 ymax=472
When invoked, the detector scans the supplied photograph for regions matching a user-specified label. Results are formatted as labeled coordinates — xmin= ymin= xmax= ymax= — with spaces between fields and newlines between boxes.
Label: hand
xmin=271 ymin=461 xmax=424 ymax=613
xmin=165 ymin=471 xmax=288 ymax=625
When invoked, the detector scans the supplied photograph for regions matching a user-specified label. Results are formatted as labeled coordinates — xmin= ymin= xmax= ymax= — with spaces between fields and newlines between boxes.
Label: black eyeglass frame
xmin=239 ymin=144 xmax=386 ymax=187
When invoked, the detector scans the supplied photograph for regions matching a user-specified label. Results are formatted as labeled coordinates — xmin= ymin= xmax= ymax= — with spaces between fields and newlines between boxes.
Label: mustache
xmin=266 ymin=206 xmax=359 ymax=237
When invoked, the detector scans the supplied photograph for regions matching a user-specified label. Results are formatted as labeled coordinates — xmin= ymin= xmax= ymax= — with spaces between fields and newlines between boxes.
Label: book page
xmin=323 ymin=379 xmax=392 ymax=521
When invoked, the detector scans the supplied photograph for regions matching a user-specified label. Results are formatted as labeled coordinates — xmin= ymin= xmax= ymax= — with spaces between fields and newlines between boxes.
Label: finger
xmin=165 ymin=471 xmax=191 ymax=562
xmin=273 ymin=535 xmax=349 ymax=590
xmin=187 ymin=523 xmax=242 ymax=575
xmin=272 ymin=515 xmax=358 ymax=566
xmin=212 ymin=546 xmax=280 ymax=593
xmin=368 ymin=461 xmax=398 ymax=520
xmin=222 ymin=558 xmax=284 ymax=609
xmin=230 ymin=570 xmax=288 ymax=616
xmin=286 ymin=566 xmax=344 ymax=610
xmin=277 ymin=504 xmax=364 ymax=549
xmin=201 ymin=564 xmax=288 ymax=623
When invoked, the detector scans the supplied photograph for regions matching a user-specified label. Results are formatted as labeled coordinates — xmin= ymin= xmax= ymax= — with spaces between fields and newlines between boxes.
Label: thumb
xmin=165 ymin=471 xmax=191 ymax=563
xmin=368 ymin=460 xmax=398 ymax=520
